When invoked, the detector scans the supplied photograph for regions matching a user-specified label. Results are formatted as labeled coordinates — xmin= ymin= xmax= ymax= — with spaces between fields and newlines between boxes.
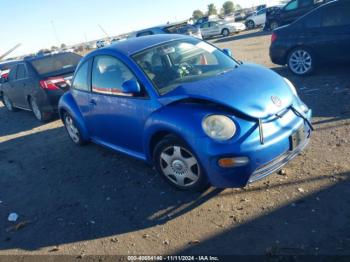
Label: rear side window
xmin=92 ymin=55 xmax=135 ymax=96
xmin=29 ymin=53 xmax=81 ymax=75
xmin=16 ymin=64 xmax=27 ymax=79
xmin=322 ymin=3 xmax=350 ymax=27
xmin=136 ymin=31 xmax=154 ymax=37
xmin=7 ymin=66 xmax=17 ymax=81
xmin=72 ymin=62 xmax=89 ymax=91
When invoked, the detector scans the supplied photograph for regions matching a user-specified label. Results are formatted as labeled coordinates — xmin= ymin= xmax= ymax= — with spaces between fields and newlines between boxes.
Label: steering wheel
xmin=178 ymin=62 xmax=202 ymax=76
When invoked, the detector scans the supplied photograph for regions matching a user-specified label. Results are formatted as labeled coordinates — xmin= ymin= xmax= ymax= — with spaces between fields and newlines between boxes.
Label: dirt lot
xmin=1 ymin=29 xmax=350 ymax=256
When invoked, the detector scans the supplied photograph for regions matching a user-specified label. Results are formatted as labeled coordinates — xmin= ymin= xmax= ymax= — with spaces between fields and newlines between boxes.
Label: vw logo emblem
xmin=271 ymin=96 xmax=282 ymax=107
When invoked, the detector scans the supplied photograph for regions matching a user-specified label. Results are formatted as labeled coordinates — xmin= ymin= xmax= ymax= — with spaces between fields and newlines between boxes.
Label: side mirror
xmin=121 ymin=79 xmax=141 ymax=94
xmin=222 ymin=48 xmax=233 ymax=57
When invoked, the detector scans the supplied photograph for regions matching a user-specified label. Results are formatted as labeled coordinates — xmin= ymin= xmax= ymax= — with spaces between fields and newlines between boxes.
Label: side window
xmin=322 ymin=3 xmax=350 ymax=27
xmin=285 ymin=0 xmax=298 ymax=11
xmin=200 ymin=23 xmax=209 ymax=29
xmin=16 ymin=64 xmax=27 ymax=80
xmin=8 ymin=66 xmax=17 ymax=81
xmin=72 ymin=61 xmax=90 ymax=91
xmin=257 ymin=9 xmax=266 ymax=15
xmin=92 ymin=55 xmax=136 ymax=96
xmin=136 ymin=31 xmax=154 ymax=37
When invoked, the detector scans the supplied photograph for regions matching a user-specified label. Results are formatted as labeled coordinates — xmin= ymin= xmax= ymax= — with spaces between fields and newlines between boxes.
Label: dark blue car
xmin=59 ymin=34 xmax=312 ymax=191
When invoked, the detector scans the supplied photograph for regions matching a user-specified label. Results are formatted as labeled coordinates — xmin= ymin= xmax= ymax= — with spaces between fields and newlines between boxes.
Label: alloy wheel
xmin=3 ymin=95 xmax=13 ymax=111
xmin=222 ymin=29 xmax=230 ymax=37
xmin=270 ymin=21 xmax=279 ymax=30
xmin=247 ymin=20 xmax=255 ymax=29
xmin=64 ymin=114 xmax=80 ymax=144
xmin=30 ymin=99 xmax=42 ymax=120
xmin=159 ymin=145 xmax=200 ymax=187
xmin=288 ymin=49 xmax=313 ymax=75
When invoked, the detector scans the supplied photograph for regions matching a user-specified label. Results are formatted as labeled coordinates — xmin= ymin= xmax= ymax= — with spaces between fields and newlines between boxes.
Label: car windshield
xmin=29 ymin=52 xmax=81 ymax=75
xmin=132 ymin=39 xmax=238 ymax=95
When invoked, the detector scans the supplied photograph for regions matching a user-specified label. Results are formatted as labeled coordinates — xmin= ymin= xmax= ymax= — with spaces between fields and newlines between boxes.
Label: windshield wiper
xmin=216 ymin=68 xmax=235 ymax=76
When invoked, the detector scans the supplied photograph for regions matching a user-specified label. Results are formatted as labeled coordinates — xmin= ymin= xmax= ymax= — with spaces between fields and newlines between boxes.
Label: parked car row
xmin=245 ymin=0 xmax=330 ymax=30
xmin=270 ymin=0 xmax=350 ymax=75
xmin=128 ymin=22 xmax=203 ymax=39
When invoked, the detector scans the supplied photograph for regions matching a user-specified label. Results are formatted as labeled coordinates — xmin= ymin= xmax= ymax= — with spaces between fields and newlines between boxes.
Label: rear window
xmin=29 ymin=53 xmax=81 ymax=75
xmin=136 ymin=31 xmax=154 ymax=37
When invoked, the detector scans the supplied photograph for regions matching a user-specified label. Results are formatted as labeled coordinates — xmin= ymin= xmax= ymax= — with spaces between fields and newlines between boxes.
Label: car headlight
xmin=202 ymin=115 xmax=236 ymax=141
xmin=284 ymin=77 xmax=298 ymax=96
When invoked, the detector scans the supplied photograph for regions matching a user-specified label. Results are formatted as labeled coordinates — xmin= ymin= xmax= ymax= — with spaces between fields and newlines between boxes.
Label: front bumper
xmin=192 ymin=109 xmax=312 ymax=188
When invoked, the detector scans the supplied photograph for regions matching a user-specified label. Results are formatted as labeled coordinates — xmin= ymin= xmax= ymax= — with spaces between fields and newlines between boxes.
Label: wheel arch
xmin=143 ymin=105 xmax=207 ymax=163
xmin=221 ymin=28 xmax=230 ymax=34
xmin=59 ymin=92 xmax=90 ymax=141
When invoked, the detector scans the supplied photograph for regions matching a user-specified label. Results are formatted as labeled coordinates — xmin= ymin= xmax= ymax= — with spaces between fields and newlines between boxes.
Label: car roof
xmin=92 ymin=34 xmax=189 ymax=57
xmin=0 ymin=60 xmax=21 ymax=69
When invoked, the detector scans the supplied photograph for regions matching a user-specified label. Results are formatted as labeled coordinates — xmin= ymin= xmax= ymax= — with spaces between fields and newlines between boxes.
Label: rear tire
xmin=2 ymin=94 xmax=17 ymax=112
xmin=270 ymin=20 xmax=279 ymax=30
xmin=63 ymin=112 xmax=86 ymax=146
xmin=29 ymin=97 xmax=52 ymax=122
xmin=246 ymin=20 xmax=255 ymax=30
xmin=154 ymin=135 xmax=209 ymax=192
xmin=222 ymin=28 xmax=230 ymax=37
xmin=287 ymin=47 xmax=315 ymax=76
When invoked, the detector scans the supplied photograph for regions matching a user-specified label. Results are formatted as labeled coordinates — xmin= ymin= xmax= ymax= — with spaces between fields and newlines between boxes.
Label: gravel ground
xmin=0 ymin=29 xmax=349 ymax=256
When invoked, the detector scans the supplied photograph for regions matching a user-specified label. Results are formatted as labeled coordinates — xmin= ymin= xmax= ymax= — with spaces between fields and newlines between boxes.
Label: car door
xmin=2 ymin=65 xmax=17 ymax=102
xmin=9 ymin=63 xmax=29 ymax=108
xmin=209 ymin=22 xmax=221 ymax=36
xmin=255 ymin=9 xmax=266 ymax=25
xmin=200 ymin=22 xmax=211 ymax=38
xmin=87 ymin=55 xmax=154 ymax=156
xmin=317 ymin=2 xmax=350 ymax=62
xmin=71 ymin=59 xmax=92 ymax=121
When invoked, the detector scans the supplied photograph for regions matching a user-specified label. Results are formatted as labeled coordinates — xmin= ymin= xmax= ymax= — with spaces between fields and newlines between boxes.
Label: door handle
xmin=90 ymin=99 xmax=97 ymax=105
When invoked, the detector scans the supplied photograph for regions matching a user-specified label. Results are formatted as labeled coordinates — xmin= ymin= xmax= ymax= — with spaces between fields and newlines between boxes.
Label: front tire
xmin=154 ymin=135 xmax=209 ymax=192
xmin=2 ymin=94 xmax=17 ymax=112
xmin=222 ymin=28 xmax=230 ymax=37
xmin=287 ymin=47 xmax=314 ymax=76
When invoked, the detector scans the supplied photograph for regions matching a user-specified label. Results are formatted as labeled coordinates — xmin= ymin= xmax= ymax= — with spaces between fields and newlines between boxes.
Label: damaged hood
xmin=159 ymin=63 xmax=294 ymax=119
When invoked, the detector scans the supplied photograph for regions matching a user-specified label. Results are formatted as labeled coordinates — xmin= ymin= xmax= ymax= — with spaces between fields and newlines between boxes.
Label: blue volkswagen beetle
xmin=59 ymin=34 xmax=312 ymax=191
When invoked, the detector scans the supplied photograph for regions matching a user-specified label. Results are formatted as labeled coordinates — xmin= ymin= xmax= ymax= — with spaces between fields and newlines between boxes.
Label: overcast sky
xmin=1 ymin=0 xmax=272 ymax=58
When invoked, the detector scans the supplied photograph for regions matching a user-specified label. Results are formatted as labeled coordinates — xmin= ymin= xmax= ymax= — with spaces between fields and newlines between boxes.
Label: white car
xmin=200 ymin=21 xmax=246 ymax=39
xmin=245 ymin=8 xmax=267 ymax=29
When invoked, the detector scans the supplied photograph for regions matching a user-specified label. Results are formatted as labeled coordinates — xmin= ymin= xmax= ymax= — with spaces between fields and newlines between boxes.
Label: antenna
xmin=0 ymin=43 xmax=22 ymax=61
xmin=98 ymin=24 xmax=110 ymax=40
xmin=51 ymin=20 xmax=60 ymax=46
